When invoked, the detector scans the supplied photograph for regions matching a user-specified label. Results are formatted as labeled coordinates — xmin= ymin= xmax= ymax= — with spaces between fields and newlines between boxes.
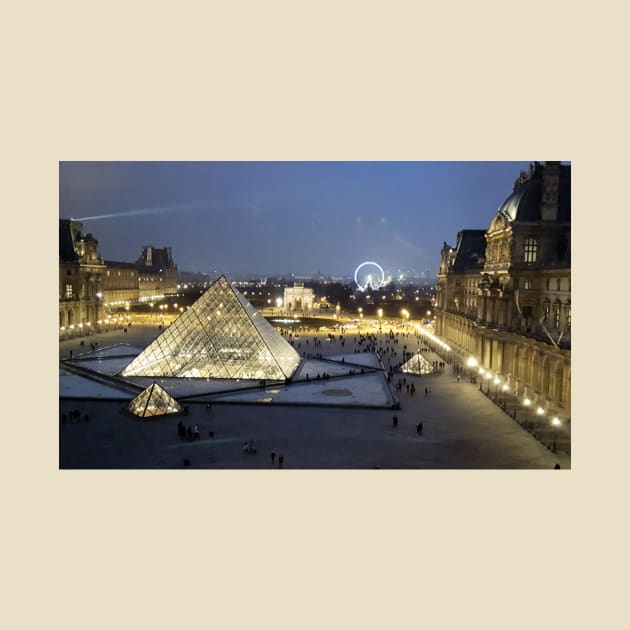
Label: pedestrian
xmin=193 ymin=424 xmax=200 ymax=440
xmin=417 ymin=421 xmax=423 ymax=434
xmin=554 ymin=463 xmax=560 ymax=469
xmin=392 ymin=415 xmax=398 ymax=428
xmin=271 ymin=451 xmax=276 ymax=465
xmin=457 ymin=375 xmax=460 ymax=383
xmin=278 ymin=454 xmax=284 ymax=468
xmin=424 ymin=387 xmax=428 ymax=397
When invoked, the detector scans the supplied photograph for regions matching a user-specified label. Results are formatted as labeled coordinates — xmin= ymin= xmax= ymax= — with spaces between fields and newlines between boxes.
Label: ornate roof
xmin=493 ymin=162 xmax=571 ymax=226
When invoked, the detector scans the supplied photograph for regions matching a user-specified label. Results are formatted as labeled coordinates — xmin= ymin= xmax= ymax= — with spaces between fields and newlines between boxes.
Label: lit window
xmin=543 ymin=301 xmax=550 ymax=323
xmin=565 ymin=304 xmax=571 ymax=328
xmin=65 ymin=284 xmax=73 ymax=299
xmin=554 ymin=303 xmax=561 ymax=328
xmin=524 ymin=238 xmax=537 ymax=263
xmin=521 ymin=279 xmax=530 ymax=290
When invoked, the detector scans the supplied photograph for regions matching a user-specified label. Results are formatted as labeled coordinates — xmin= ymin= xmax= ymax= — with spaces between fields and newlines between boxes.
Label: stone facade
xmin=102 ymin=261 xmax=140 ymax=306
xmin=435 ymin=162 xmax=571 ymax=417
xmin=284 ymin=283 xmax=314 ymax=311
xmin=60 ymin=220 xmax=180 ymax=336
xmin=136 ymin=246 xmax=179 ymax=299
xmin=59 ymin=219 xmax=106 ymax=332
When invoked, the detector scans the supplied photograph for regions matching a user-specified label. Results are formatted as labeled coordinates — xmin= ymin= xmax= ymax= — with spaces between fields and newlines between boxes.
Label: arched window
xmin=524 ymin=237 xmax=537 ymax=263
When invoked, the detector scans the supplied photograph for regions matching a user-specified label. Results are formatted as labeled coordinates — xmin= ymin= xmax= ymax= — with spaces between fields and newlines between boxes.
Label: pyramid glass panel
xmin=121 ymin=276 xmax=301 ymax=380
xmin=400 ymin=353 xmax=435 ymax=375
xmin=128 ymin=382 xmax=182 ymax=418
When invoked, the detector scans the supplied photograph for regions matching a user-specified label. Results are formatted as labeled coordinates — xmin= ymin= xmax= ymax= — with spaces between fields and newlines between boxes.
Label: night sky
xmin=59 ymin=161 xmax=535 ymax=277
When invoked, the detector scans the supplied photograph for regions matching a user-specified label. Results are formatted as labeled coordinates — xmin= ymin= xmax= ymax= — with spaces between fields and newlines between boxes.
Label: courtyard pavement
xmin=59 ymin=322 xmax=571 ymax=469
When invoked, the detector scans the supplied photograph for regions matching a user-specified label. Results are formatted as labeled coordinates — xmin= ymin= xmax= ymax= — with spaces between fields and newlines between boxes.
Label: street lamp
xmin=501 ymin=383 xmax=509 ymax=409
xmin=466 ymin=356 xmax=478 ymax=383
xmin=551 ymin=417 xmax=561 ymax=452
xmin=493 ymin=376 xmax=500 ymax=401
xmin=377 ymin=308 xmax=383 ymax=331
xmin=523 ymin=398 xmax=531 ymax=428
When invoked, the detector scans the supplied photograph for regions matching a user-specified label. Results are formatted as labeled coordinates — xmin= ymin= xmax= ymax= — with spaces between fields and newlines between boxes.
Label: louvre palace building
xmin=435 ymin=161 xmax=571 ymax=418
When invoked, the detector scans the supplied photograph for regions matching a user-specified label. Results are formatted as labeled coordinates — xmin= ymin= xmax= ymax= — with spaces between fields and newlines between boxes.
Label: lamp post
xmin=501 ymin=383 xmax=509 ymax=410
xmin=377 ymin=308 xmax=383 ymax=332
xmin=401 ymin=309 xmax=410 ymax=328
xmin=551 ymin=417 xmax=561 ymax=453
xmin=523 ymin=398 xmax=531 ymax=428
xmin=493 ymin=377 xmax=501 ymax=402
xmin=536 ymin=406 xmax=544 ymax=432
xmin=467 ymin=356 xmax=478 ymax=383
xmin=478 ymin=367 xmax=485 ymax=390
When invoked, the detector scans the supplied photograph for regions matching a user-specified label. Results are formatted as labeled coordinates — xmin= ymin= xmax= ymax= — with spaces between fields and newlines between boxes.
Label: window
xmin=65 ymin=284 xmax=73 ymax=299
xmin=521 ymin=279 xmax=530 ymax=290
xmin=524 ymin=237 xmax=537 ymax=263
xmin=543 ymin=301 xmax=550 ymax=323
xmin=554 ymin=302 xmax=561 ymax=328
xmin=565 ymin=303 xmax=571 ymax=328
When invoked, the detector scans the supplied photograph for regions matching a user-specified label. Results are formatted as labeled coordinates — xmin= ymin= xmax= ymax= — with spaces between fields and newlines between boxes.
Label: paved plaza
xmin=59 ymin=322 xmax=570 ymax=469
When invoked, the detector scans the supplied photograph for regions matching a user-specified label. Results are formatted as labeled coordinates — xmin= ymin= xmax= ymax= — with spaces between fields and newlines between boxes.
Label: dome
xmin=494 ymin=163 xmax=571 ymax=224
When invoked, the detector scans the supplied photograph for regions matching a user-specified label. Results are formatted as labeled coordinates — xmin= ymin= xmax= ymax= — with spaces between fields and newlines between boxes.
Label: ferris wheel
xmin=354 ymin=261 xmax=386 ymax=292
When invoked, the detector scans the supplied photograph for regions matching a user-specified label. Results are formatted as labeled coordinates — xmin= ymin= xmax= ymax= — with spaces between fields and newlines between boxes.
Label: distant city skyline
xmin=60 ymin=161 xmax=544 ymax=277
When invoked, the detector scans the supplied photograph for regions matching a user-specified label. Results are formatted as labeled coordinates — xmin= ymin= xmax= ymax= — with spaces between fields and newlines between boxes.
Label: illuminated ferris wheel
xmin=354 ymin=261 xmax=386 ymax=292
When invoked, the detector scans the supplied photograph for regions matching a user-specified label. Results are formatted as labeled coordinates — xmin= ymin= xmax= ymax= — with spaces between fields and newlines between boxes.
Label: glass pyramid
xmin=121 ymin=275 xmax=301 ymax=380
xmin=128 ymin=382 xmax=182 ymax=418
xmin=400 ymin=352 xmax=434 ymax=375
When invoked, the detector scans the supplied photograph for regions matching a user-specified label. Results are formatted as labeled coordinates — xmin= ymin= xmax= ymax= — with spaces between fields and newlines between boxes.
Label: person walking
xmin=278 ymin=455 xmax=284 ymax=468
xmin=271 ymin=451 xmax=276 ymax=466
xmin=417 ymin=421 xmax=423 ymax=434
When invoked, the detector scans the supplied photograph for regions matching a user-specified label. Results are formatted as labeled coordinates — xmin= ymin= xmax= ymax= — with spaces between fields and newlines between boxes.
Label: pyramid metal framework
xmin=128 ymin=382 xmax=182 ymax=418
xmin=121 ymin=276 xmax=301 ymax=380
xmin=400 ymin=352 xmax=435 ymax=375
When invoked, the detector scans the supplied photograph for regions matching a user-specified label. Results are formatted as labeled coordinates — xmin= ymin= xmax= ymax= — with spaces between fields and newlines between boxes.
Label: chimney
xmin=541 ymin=161 xmax=561 ymax=221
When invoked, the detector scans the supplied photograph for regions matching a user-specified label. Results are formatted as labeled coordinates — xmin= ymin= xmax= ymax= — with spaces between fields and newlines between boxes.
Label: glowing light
xmin=467 ymin=357 xmax=478 ymax=368
xmin=502 ymin=384 xmax=509 ymax=391
xmin=412 ymin=324 xmax=451 ymax=352
xmin=493 ymin=377 xmax=500 ymax=385
xmin=552 ymin=417 xmax=561 ymax=427
xmin=354 ymin=261 xmax=386 ymax=292
xmin=536 ymin=407 xmax=544 ymax=415
xmin=523 ymin=398 xmax=531 ymax=406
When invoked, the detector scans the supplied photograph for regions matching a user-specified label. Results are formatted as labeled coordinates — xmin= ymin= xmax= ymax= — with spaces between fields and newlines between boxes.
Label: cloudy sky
xmin=59 ymin=161 xmax=536 ymax=276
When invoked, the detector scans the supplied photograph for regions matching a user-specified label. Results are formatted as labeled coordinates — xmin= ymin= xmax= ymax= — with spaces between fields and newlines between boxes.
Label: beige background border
xmin=5 ymin=1 xmax=624 ymax=628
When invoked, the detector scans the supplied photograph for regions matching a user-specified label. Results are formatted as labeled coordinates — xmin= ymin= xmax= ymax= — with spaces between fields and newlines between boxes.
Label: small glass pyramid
xmin=121 ymin=275 xmax=301 ymax=380
xmin=400 ymin=352 xmax=434 ymax=375
xmin=128 ymin=382 xmax=182 ymax=418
